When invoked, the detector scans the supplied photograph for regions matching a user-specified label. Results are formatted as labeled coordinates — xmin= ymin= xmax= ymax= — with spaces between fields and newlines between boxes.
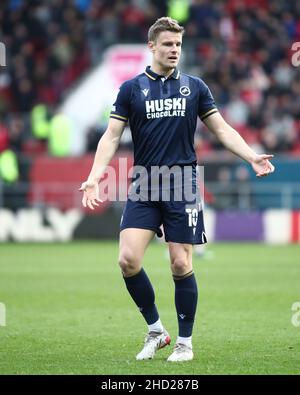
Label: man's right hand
xmin=79 ymin=181 xmax=102 ymax=210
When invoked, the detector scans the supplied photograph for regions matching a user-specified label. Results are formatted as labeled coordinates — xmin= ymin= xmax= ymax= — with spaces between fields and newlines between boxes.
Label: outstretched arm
xmin=79 ymin=118 xmax=126 ymax=210
xmin=204 ymin=112 xmax=275 ymax=177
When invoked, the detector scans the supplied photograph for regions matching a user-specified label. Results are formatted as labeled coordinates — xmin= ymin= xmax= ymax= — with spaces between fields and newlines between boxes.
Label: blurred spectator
xmin=0 ymin=121 xmax=9 ymax=152
xmin=226 ymin=90 xmax=249 ymax=126
xmin=48 ymin=112 xmax=72 ymax=157
xmin=86 ymin=126 xmax=102 ymax=152
xmin=167 ymin=0 xmax=189 ymax=24
xmin=0 ymin=149 xmax=19 ymax=183
xmin=0 ymin=0 xmax=300 ymax=157
xmin=7 ymin=113 xmax=26 ymax=152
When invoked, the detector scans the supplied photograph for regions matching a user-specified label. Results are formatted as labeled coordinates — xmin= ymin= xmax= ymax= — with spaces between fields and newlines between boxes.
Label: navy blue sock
xmin=123 ymin=268 xmax=159 ymax=325
xmin=173 ymin=272 xmax=198 ymax=337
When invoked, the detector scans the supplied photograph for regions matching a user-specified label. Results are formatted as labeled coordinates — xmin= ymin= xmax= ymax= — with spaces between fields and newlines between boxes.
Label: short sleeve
xmin=197 ymin=79 xmax=218 ymax=121
xmin=110 ymin=81 xmax=131 ymax=122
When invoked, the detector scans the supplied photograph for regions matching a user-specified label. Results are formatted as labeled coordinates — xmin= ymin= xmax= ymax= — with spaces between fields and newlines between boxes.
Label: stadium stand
xmin=1 ymin=0 xmax=300 ymax=154
xmin=0 ymin=0 xmax=299 ymax=215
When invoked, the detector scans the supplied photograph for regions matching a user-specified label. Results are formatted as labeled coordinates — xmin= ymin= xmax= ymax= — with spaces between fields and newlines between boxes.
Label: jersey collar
xmin=145 ymin=66 xmax=180 ymax=81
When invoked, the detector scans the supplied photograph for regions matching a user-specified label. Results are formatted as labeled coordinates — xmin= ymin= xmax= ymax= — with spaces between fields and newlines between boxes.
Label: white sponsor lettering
xmin=145 ymin=98 xmax=186 ymax=118
xmin=146 ymin=110 xmax=185 ymax=119
xmin=0 ymin=208 xmax=82 ymax=242
xmin=164 ymin=98 xmax=173 ymax=110
xmin=173 ymin=98 xmax=184 ymax=110
xmin=47 ymin=208 xmax=83 ymax=241
xmin=145 ymin=100 xmax=155 ymax=113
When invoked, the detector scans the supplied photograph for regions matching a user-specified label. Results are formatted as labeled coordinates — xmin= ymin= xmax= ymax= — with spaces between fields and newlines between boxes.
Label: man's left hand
xmin=251 ymin=154 xmax=275 ymax=177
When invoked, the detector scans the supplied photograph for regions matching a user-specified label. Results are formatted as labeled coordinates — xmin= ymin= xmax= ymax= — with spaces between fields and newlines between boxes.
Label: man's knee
xmin=119 ymin=250 xmax=141 ymax=276
xmin=171 ymin=257 xmax=190 ymax=276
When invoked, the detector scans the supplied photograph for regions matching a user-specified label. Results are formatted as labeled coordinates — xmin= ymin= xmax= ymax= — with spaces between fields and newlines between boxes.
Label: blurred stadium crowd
xmin=0 ymin=0 xmax=300 ymax=184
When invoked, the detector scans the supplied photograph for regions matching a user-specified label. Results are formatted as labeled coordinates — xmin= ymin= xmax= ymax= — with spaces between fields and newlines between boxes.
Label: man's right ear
xmin=148 ymin=41 xmax=155 ymax=53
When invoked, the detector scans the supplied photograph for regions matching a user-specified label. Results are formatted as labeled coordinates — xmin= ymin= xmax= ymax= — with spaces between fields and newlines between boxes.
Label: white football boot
xmin=167 ymin=343 xmax=194 ymax=362
xmin=136 ymin=329 xmax=171 ymax=360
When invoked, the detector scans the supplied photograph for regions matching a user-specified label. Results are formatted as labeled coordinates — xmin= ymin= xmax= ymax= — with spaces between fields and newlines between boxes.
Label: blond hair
xmin=148 ymin=17 xmax=184 ymax=42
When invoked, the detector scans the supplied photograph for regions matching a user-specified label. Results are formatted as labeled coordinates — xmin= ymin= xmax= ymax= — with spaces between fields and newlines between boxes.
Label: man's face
xmin=148 ymin=31 xmax=182 ymax=71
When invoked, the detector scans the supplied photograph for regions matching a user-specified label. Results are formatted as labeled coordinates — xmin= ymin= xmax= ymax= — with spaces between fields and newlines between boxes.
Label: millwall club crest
xmin=179 ymin=86 xmax=191 ymax=96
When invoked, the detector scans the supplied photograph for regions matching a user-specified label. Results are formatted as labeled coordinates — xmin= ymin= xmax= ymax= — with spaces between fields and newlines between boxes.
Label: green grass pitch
xmin=0 ymin=241 xmax=299 ymax=375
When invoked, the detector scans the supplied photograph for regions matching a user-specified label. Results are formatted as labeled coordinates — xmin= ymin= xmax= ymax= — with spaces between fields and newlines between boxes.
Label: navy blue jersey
xmin=110 ymin=66 xmax=218 ymax=167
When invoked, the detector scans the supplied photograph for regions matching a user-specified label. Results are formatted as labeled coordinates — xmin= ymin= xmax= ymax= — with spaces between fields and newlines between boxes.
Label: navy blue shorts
xmin=120 ymin=174 xmax=207 ymax=245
